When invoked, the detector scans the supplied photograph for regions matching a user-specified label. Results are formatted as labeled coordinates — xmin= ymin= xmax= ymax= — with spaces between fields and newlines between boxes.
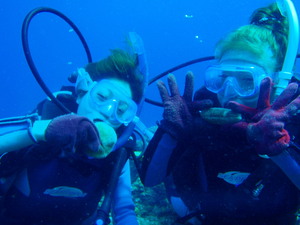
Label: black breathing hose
xmin=145 ymin=54 xmax=300 ymax=107
xmin=145 ymin=56 xmax=215 ymax=107
xmin=20 ymin=7 xmax=300 ymax=111
xmin=21 ymin=7 xmax=92 ymax=114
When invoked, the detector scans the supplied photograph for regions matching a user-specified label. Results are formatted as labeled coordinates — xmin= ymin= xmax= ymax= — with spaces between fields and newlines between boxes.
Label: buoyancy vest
xmin=170 ymin=86 xmax=300 ymax=223
xmin=0 ymin=86 xmax=122 ymax=224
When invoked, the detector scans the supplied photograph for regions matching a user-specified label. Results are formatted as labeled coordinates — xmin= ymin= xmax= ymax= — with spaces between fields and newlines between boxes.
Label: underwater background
xmin=2 ymin=0 xmax=300 ymax=127
xmin=1 ymin=0 xmax=300 ymax=224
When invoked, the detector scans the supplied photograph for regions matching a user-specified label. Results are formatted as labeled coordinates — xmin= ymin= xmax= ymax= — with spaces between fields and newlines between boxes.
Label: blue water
xmin=1 ymin=0 xmax=300 ymax=127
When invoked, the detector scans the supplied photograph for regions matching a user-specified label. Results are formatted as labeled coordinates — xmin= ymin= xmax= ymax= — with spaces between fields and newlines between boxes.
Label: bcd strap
xmin=37 ymin=86 xmax=78 ymax=119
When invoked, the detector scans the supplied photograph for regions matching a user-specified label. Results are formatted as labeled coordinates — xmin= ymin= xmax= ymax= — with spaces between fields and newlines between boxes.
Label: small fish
xmin=217 ymin=171 xmax=250 ymax=186
xmin=200 ymin=108 xmax=242 ymax=125
xmin=44 ymin=186 xmax=87 ymax=198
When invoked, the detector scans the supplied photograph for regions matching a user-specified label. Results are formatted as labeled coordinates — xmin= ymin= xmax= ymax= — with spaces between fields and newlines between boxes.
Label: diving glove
xmin=228 ymin=77 xmax=300 ymax=156
xmin=158 ymin=72 xmax=212 ymax=140
xmin=32 ymin=114 xmax=101 ymax=155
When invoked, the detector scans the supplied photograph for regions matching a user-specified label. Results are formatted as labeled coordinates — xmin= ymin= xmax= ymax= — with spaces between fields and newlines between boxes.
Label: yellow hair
xmin=215 ymin=3 xmax=289 ymax=71
xmin=215 ymin=25 xmax=278 ymax=69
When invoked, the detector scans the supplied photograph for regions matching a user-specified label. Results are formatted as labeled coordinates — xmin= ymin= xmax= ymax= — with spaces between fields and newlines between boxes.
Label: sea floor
xmin=130 ymin=161 xmax=179 ymax=225
xmin=132 ymin=177 xmax=178 ymax=225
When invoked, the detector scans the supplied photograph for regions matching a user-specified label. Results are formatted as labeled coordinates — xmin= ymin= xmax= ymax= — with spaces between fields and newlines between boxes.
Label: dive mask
xmin=204 ymin=64 xmax=268 ymax=97
xmin=88 ymin=79 xmax=137 ymax=127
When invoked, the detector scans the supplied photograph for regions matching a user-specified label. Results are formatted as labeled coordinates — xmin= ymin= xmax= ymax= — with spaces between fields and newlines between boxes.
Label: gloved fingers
xmin=157 ymin=80 xmax=171 ymax=103
xmin=272 ymin=82 xmax=298 ymax=110
xmin=270 ymin=129 xmax=286 ymax=140
xmin=227 ymin=101 xmax=257 ymax=119
xmin=270 ymin=131 xmax=290 ymax=150
xmin=45 ymin=114 xmax=79 ymax=144
xmin=84 ymin=121 xmax=101 ymax=152
xmin=254 ymin=120 xmax=285 ymax=138
xmin=183 ymin=71 xmax=194 ymax=102
xmin=256 ymin=77 xmax=272 ymax=110
xmin=262 ymin=110 xmax=289 ymax=123
xmin=256 ymin=128 xmax=290 ymax=156
xmin=76 ymin=120 xmax=100 ymax=153
xmin=278 ymin=129 xmax=291 ymax=145
xmin=45 ymin=114 xmax=100 ymax=154
xmin=167 ymin=74 xmax=181 ymax=97
xmin=283 ymin=95 xmax=300 ymax=117
xmin=261 ymin=120 xmax=284 ymax=131
xmin=272 ymin=121 xmax=285 ymax=130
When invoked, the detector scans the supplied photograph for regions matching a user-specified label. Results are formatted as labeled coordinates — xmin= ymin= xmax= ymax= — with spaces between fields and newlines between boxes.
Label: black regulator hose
xmin=145 ymin=56 xmax=215 ymax=107
xmin=21 ymin=6 xmax=300 ymax=111
xmin=96 ymin=147 xmax=130 ymax=225
xmin=22 ymin=7 xmax=92 ymax=114
xmin=145 ymin=54 xmax=300 ymax=107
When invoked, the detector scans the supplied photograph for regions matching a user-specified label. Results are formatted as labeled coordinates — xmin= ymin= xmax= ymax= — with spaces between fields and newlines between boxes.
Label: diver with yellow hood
xmin=141 ymin=1 xmax=300 ymax=224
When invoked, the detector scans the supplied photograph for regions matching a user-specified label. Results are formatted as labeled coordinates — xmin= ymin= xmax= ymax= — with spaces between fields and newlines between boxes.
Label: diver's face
xmin=216 ymin=49 xmax=276 ymax=108
xmin=76 ymin=78 xmax=133 ymax=130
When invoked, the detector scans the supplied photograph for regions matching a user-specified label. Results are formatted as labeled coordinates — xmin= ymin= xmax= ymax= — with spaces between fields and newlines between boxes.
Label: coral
xmin=131 ymin=162 xmax=178 ymax=224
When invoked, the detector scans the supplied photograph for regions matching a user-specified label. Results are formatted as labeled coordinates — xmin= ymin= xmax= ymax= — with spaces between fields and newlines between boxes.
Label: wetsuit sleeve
xmin=141 ymin=127 xmax=178 ymax=187
xmin=0 ymin=130 xmax=37 ymax=154
xmin=271 ymin=148 xmax=300 ymax=190
xmin=112 ymin=160 xmax=138 ymax=225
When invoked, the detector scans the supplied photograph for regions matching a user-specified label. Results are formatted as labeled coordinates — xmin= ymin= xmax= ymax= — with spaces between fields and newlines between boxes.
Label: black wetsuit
xmin=0 ymin=141 xmax=137 ymax=225
xmin=0 ymin=91 xmax=138 ymax=225
xmin=141 ymin=87 xmax=300 ymax=225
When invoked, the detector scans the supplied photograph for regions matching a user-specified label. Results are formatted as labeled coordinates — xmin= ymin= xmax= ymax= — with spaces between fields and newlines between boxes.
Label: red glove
xmin=157 ymin=72 xmax=212 ymax=139
xmin=45 ymin=114 xmax=100 ymax=154
xmin=228 ymin=77 xmax=300 ymax=156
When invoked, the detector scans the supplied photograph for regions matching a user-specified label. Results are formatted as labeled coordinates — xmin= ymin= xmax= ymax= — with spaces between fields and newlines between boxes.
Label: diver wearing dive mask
xmin=75 ymin=68 xmax=138 ymax=128
xmin=87 ymin=79 xmax=137 ymax=127
xmin=205 ymin=63 xmax=269 ymax=97
xmin=204 ymin=61 xmax=271 ymax=107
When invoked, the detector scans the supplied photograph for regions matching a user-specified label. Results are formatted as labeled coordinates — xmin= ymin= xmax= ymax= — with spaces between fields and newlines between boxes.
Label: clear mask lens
xmin=89 ymin=80 xmax=137 ymax=126
xmin=205 ymin=64 xmax=267 ymax=97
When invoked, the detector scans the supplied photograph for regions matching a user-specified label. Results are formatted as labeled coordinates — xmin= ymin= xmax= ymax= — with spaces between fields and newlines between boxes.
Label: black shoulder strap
xmin=36 ymin=86 xmax=78 ymax=119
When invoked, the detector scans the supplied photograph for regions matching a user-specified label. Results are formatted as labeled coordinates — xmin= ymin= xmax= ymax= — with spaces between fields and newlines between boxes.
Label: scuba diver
xmin=141 ymin=2 xmax=300 ymax=225
xmin=0 ymin=49 xmax=144 ymax=225
xmin=0 ymin=13 xmax=147 ymax=224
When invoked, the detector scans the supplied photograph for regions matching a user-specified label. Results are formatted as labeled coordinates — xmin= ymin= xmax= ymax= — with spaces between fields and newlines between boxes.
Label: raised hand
xmin=157 ymin=72 xmax=212 ymax=139
xmin=228 ymin=77 xmax=300 ymax=156
xmin=45 ymin=114 xmax=100 ymax=154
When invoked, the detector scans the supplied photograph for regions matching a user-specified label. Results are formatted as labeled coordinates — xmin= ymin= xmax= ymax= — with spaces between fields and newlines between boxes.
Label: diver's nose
xmin=99 ymin=104 xmax=115 ymax=120
xmin=218 ymin=82 xmax=239 ymax=107
xmin=224 ymin=85 xmax=238 ymax=98
xmin=223 ymin=79 xmax=238 ymax=98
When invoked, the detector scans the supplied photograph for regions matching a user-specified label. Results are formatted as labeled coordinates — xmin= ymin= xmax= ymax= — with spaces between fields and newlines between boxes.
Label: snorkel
xmin=274 ymin=0 xmax=299 ymax=97
xmin=199 ymin=1 xmax=300 ymax=125
xmin=96 ymin=32 xmax=148 ymax=225
xmin=113 ymin=32 xmax=148 ymax=150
